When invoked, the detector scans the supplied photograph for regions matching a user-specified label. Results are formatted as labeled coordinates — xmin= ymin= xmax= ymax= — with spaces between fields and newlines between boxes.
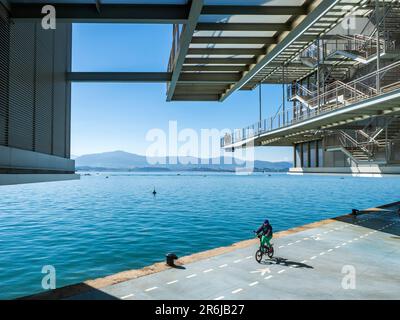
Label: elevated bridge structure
xmin=219 ymin=0 xmax=400 ymax=176
xmin=0 ymin=0 xmax=399 ymax=183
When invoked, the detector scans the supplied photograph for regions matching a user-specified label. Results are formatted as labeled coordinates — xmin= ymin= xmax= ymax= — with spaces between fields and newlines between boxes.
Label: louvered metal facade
xmin=0 ymin=3 xmax=74 ymax=178
xmin=0 ymin=5 xmax=9 ymax=147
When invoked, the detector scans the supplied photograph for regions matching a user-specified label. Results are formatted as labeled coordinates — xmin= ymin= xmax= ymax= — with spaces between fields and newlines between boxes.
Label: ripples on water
xmin=0 ymin=172 xmax=399 ymax=299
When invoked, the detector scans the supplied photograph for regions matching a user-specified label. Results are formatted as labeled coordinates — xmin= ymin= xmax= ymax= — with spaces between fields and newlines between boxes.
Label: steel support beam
xmin=179 ymin=73 xmax=241 ymax=83
xmin=201 ymin=6 xmax=307 ymax=15
xmin=187 ymin=48 xmax=265 ymax=55
xmin=196 ymin=23 xmax=291 ymax=32
xmin=220 ymin=0 xmax=340 ymax=101
xmin=175 ymin=87 xmax=224 ymax=94
xmin=184 ymin=58 xmax=256 ymax=65
xmin=66 ymin=72 xmax=240 ymax=83
xmin=175 ymin=84 xmax=229 ymax=92
xmin=67 ymin=72 xmax=172 ymax=82
xmin=181 ymin=65 xmax=249 ymax=72
xmin=191 ymin=36 xmax=276 ymax=44
xmin=167 ymin=0 xmax=203 ymax=101
xmin=172 ymin=94 xmax=220 ymax=101
xmin=10 ymin=3 xmax=190 ymax=23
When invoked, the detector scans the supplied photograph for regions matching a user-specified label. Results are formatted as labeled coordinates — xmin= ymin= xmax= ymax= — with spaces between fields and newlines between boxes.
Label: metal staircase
xmin=337 ymin=130 xmax=373 ymax=162
xmin=336 ymin=116 xmax=400 ymax=162
xmin=296 ymin=1 xmax=400 ymax=88
xmin=324 ymin=35 xmax=386 ymax=64
xmin=289 ymin=79 xmax=374 ymax=110
xmin=374 ymin=116 xmax=400 ymax=148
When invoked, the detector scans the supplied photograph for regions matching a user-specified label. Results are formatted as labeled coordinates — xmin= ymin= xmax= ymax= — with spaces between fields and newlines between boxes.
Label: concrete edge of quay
xmin=20 ymin=200 xmax=400 ymax=300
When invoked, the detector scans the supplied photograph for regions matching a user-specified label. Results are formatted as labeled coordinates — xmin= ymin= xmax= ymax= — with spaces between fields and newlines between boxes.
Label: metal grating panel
xmin=8 ymin=21 xmax=35 ymax=151
xmin=3 ymin=17 xmax=72 ymax=159
xmin=34 ymin=25 xmax=54 ymax=155
xmin=0 ymin=5 xmax=9 ymax=146
xmin=53 ymin=23 xmax=70 ymax=158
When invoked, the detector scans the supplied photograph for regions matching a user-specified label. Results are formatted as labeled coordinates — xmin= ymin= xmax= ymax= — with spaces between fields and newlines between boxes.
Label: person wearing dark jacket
xmin=255 ymin=219 xmax=273 ymax=250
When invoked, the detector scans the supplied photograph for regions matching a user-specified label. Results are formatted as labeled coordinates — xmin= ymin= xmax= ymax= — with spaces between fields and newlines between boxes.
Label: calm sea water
xmin=1 ymin=172 xmax=399 ymax=299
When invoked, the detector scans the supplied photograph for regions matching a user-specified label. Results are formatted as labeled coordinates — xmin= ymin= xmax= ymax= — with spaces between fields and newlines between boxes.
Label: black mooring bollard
xmin=352 ymin=209 xmax=359 ymax=216
xmin=166 ymin=253 xmax=178 ymax=266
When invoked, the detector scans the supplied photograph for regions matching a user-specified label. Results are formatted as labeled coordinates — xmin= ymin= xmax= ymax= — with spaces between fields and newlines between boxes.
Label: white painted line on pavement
xmin=121 ymin=294 xmax=134 ymax=299
xmin=219 ymin=264 xmax=228 ymax=268
xmin=249 ymin=282 xmax=259 ymax=287
xmin=167 ymin=280 xmax=178 ymax=285
xmin=203 ymin=269 xmax=213 ymax=273
xmin=186 ymin=274 xmax=197 ymax=279
xmin=145 ymin=287 xmax=158 ymax=292
xmin=232 ymin=288 xmax=243 ymax=294
xmin=265 ymin=275 xmax=273 ymax=280
xmin=214 ymin=296 xmax=224 ymax=300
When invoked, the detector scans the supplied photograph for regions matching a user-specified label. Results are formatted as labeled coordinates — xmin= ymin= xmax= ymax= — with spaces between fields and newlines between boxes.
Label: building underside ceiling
xmin=4 ymin=0 xmax=383 ymax=101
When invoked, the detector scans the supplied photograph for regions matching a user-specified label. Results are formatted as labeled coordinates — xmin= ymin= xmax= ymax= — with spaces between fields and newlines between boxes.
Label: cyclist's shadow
xmin=260 ymin=256 xmax=313 ymax=269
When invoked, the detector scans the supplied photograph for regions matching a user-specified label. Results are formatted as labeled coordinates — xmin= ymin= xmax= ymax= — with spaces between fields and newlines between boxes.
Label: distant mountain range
xmin=74 ymin=151 xmax=292 ymax=172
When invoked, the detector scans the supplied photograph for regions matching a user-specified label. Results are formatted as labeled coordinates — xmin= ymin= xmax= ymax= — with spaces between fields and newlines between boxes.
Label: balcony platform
xmin=223 ymin=87 xmax=400 ymax=149
xmin=289 ymin=165 xmax=400 ymax=177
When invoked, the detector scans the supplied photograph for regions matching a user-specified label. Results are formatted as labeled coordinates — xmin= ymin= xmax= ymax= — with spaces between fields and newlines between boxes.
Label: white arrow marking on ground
xmin=250 ymin=268 xmax=271 ymax=276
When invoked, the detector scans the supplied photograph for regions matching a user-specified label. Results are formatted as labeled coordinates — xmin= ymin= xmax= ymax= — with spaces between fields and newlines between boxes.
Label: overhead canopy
xmin=4 ymin=0 xmax=376 ymax=101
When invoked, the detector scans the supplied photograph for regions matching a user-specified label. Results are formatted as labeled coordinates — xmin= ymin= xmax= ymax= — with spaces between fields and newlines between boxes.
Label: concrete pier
xmin=24 ymin=202 xmax=400 ymax=300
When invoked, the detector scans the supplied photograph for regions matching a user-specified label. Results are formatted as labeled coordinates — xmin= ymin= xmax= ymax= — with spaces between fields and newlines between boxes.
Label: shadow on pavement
xmin=333 ymin=202 xmax=400 ymax=237
xmin=19 ymin=282 xmax=120 ymax=300
xmin=260 ymin=257 xmax=313 ymax=269
xmin=171 ymin=264 xmax=186 ymax=270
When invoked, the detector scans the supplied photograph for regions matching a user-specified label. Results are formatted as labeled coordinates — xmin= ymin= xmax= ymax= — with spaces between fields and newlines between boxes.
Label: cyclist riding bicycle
xmin=255 ymin=219 xmax=273 ymax=251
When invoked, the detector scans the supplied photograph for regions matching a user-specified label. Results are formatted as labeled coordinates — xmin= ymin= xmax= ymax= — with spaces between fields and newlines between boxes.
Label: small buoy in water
xmin=152 ymin=188 xmax=157 ymax=196
xmin=105 ymin=176 xmax=109 ymax=179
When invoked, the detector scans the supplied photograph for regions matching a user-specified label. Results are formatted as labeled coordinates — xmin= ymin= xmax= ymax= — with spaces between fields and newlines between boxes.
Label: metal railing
xmin=324 ymin=34 xmax=387 ymax=62
xmin=337 ymin=130 xmax=374 ymax=158
xmin=287 ymin=82 xmax=317 ymax=102
xmin=298 ymin=34 xmax=390 ymax=66
xmin=221 ymin=60 xmax=400 ymax=148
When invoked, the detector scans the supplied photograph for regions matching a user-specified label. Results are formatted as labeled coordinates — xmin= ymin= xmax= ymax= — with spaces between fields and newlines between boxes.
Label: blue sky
xmin=71 ymin=24 xmax=292 ymax=162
